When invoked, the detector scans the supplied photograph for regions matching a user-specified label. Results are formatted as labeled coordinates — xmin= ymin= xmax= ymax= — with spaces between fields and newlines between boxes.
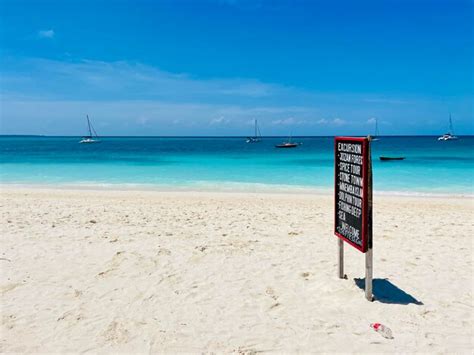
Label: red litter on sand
xmin=370 ymin=323 xmax=394 ymax=339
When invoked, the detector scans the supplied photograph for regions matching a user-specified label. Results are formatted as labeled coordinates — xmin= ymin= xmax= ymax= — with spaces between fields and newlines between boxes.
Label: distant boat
xmin=380 ymin=156 xmax=405 ymax=161
xmin=79 ymin=115 xmax=100 ymax=144
xmin=246 ymin=119 xmax=262 ymax=143
xmin=275 ymin=133 xmax=300 ymax=148
xmin=438 ymin=114 xmax=459 ymax=141
xmin=370 ymin=118 xmax=380 ymax=141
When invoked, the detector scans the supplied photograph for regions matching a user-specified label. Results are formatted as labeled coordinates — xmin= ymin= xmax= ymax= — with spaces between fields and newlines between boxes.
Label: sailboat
xmin=246 ymin=119 xmax=262 ymax=143
xmin=79 ymin=115 xmax=100 ymax=144
xmin=275 ymin=132 xmax=300 ymax=148
xmin=371 ymin=118 xmax=380 ymax=141
xmin=438 ymin=114 xmax=459 ymax=141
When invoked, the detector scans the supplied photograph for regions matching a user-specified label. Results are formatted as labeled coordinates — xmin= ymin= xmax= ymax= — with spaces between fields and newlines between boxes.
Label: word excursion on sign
xmin=334 ymin=137 xmax=369 ymax=252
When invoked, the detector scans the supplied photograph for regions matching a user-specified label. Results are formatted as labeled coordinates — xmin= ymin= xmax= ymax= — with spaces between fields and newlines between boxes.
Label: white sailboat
xmin=370 ymin=118 xmax=380 ymax=141
xmin=246 ymin=119 xmax=262 ymax=143
xmin=438 ymin=114 xmax=459 ymax=141
xmin=79 ymin=115 xmax=100 ymax=144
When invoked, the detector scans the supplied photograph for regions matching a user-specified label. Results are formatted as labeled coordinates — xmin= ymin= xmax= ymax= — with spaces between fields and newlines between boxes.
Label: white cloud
xmin=4 ymin=58 xmax=281 ymax=101
xmin=271 ymin=117 xmax=294 ymax=125
xmin=271 ymin=117 xmax=308 ymax=125
xmin=367 ymin=117 xmax=377 ymax=124
xmin=38 ymin=30 xmax=55 ymax=39
xmin=209 ymin=116 xmax=230 ymax=125
xmin=316 ymin=118 xmax=346 ymax=126
xmin=332 ymin=118 xmax=346 ymax=126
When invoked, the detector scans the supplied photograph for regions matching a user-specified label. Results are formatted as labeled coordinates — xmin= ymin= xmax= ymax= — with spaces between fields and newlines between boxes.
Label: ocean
xmin=1 ymin=136 xmax=473 ymax=195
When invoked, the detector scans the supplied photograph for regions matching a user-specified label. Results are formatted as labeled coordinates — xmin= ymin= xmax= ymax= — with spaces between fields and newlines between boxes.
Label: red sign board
xmin=334 ymin=137 xmax=372 ymax=252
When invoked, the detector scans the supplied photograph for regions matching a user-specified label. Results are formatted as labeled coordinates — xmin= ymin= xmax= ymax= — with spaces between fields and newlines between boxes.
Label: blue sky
xmin=0 ymin=0 xmax=472 ymax=135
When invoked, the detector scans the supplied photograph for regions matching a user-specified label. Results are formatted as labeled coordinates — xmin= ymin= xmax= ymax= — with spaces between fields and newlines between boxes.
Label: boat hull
xmin=246 ymin=138 xmax=261 ymax=143
xmin=379 ymin=156 xmax=405 ymax=161
xmin=275 ymin=143 xmax=298 ymax=148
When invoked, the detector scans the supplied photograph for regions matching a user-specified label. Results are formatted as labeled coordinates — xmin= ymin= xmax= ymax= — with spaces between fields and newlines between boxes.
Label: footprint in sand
xmin=265 ymin=286 xmax=280 ymax=310
xmin=97 ymin=251 xmax=126 ymax=278
xmin=157 ymin=247 xmax=172 ymax=256
xmin=265 ymin=286 xmax=275 ymax=296
xmin=102 ymin=320 xmax=130 ymax=345
xmin=300 ymin=272 xmax=310 ymax=280
xmin=236 ymin=346 xmax=260 ymax=355
xmin=195 ymin=245 xmax=207 ymax=252
xmin=57 ymin=309 xmax=83 ymax=323
xmin=2 ymin=314 xmax=16 ymax=330
xmin=269 ymin=302 xmax=281 ymax=309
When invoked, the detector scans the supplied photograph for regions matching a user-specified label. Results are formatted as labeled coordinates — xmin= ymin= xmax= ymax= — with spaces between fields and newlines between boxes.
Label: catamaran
xmin=438 ymin=114 xmax=459 ymax=141
xmin=79 ymin=115 xmax=100 ymax=144
xmin=246 ymin=119 xmax=262 ymax=143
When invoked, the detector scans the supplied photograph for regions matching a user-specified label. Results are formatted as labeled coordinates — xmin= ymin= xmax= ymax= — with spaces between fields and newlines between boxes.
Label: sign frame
xmin=334 ymin=135 xmax=374 ymax=301
xmin=334 ymin=136 xmax=370 ymax=253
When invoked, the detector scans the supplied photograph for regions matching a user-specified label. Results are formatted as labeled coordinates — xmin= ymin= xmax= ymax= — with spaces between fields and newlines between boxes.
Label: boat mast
xmin=255 ymin=119 xmax=257 ymax=138
xmin=375 ymin=118 xmax=379 ymax=136
xmin=86 ymin=115 xmax=93 ymax=137
xmin=449 ymin=114 xmax=454 ymax=134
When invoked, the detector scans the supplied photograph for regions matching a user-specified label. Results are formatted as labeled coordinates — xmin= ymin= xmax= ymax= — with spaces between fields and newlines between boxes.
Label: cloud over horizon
xmin=1 ymin=57 xmax=472 ymax=136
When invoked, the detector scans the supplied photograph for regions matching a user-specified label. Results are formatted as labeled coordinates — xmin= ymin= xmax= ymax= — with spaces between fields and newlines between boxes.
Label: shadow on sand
xmin=354 ymin=278 xmax=423 ymax=305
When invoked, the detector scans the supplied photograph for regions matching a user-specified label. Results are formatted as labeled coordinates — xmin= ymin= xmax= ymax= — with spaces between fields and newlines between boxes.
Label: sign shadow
xmin=354 ymin=278 xmax=423 ymax=305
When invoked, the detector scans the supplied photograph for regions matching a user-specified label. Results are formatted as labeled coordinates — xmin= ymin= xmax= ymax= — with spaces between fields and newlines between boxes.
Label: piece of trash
xmin=370 ymin=323 xmax=393 ymax=339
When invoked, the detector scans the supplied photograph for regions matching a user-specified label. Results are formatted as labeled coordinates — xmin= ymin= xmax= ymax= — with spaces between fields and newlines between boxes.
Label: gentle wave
xmin=2 ymin=181 xmax=473 ymax=198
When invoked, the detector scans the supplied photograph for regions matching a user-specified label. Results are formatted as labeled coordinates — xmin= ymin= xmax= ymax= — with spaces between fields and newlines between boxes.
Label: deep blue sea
xmin=1 ymin=136 xmax=473 ymax=195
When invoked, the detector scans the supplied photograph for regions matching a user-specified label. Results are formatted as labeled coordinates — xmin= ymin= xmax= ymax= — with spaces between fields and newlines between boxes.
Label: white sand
xmin=1 ymin=187 xmax=473 ymax=353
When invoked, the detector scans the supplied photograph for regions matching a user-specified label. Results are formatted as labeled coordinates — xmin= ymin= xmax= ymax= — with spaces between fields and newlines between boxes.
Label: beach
xmin=1 ymin=187 xmax=472 ymax=353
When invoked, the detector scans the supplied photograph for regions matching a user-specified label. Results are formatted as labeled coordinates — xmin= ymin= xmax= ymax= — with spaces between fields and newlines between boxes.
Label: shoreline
xmin=1 ymin=182 xmax=473 ymax=199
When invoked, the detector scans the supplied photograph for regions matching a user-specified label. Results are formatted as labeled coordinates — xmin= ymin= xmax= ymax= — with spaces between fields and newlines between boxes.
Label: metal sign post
xmin=338 ymin=238 xmax=344 ymax=279
xmin=365 ymin=248 xmax=373 ymax=301
xmin=365 ymin=136 xmax=373 ymax=301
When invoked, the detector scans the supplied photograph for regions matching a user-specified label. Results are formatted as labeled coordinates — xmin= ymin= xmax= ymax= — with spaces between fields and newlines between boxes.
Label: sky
xmin=0 ymin=0 xmax=472 ymax=136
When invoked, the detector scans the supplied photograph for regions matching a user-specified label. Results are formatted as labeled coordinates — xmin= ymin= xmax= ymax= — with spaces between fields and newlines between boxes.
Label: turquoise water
xmin=1 ymin=136 xmax=473 ymax=195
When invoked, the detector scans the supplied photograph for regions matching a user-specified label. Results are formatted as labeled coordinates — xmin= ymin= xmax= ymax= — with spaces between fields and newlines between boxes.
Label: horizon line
xmin=1 ymin=134 xmax=473 ymax=138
